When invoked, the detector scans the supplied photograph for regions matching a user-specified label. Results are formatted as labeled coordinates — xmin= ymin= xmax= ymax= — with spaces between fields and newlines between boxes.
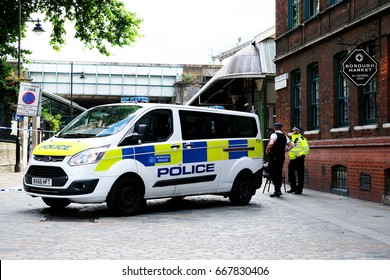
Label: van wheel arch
xmin=106 ymin=173 xmax=146 ymax=216
xmin=228 ymin=169 xmax=255 ymax=206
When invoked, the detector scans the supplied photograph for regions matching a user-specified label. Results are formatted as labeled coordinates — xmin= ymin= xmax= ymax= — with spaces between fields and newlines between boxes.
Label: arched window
xmin=291 ymin=70 xmax=301 ymax=127
xmin=335 ymin=52 xmax=349 ymax=127
xmin=360 ymin=44 xmax=377 ymax=125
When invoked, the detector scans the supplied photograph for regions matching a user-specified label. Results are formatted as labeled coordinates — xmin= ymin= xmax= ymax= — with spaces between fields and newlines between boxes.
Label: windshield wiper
xmin=58 ymin=133 xmax=97 ymax=138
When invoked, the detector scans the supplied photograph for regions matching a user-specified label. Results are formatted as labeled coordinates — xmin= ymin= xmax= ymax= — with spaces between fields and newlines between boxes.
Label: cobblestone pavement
xmin=1 ymin=171 xmax=390 ymax=260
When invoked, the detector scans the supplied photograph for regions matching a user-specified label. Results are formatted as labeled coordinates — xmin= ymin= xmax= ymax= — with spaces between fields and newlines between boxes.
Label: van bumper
xmin=24 ymin=178 xmax=99 ymax=196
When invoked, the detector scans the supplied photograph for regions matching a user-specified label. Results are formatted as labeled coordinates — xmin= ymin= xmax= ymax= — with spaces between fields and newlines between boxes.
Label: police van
xmin=24 ymin=103 xmax=263 ymax=216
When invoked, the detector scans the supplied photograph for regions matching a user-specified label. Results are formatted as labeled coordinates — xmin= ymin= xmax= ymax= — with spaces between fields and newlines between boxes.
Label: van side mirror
xmin=137 ymin=124 xmax=148 ymax=136
xmin=118 ymin=124 xmax=148 ymax=146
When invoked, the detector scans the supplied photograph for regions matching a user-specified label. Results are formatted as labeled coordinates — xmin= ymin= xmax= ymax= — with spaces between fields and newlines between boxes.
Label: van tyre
xmin=229 ymin=173 xmax=254 ymax=206
xmin=107 ymin=177 xmax=144 ymax=216
xmin=42 ymin=197 xmax=71 ymax=209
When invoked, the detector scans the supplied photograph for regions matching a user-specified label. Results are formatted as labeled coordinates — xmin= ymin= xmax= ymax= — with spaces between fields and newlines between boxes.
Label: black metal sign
xmin=342 ymin=48 xmax=378 ymax=87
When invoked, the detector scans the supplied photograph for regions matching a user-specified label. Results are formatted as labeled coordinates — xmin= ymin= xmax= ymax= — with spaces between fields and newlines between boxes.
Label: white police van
xmin=24 ymin=103 xmax=263 ymax=216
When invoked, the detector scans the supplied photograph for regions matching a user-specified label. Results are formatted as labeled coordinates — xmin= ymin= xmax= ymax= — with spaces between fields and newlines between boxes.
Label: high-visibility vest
xmin=289 ymin=133 xmax=310 ymax=160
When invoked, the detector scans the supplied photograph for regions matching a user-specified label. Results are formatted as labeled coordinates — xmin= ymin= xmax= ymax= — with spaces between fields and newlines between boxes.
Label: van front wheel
xmin=107 ymin=177 xmax=144 ymax=216
xmin=229 ymin=173 xmax=254 ymax=206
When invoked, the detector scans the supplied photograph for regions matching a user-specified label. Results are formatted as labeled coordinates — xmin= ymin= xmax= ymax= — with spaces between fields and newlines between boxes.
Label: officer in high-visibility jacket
xmin=287 ymin=125 xmax=310 ymax=194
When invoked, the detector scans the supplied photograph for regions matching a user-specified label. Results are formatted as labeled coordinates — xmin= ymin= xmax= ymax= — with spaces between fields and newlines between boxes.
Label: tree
xmin=0 ymin=0 xmax=143 ymax=59
xmin=0 ymin=58 xmax=18 ymax=114
xmin=0 ymin=0 xmax=143 ymax=115
xmin=41 ymin=108 xmax=63 ymax=131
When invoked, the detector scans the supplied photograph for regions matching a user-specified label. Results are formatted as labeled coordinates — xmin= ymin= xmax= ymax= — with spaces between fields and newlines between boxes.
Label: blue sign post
xmin=16 ymin=82 xmax=41 ymax=117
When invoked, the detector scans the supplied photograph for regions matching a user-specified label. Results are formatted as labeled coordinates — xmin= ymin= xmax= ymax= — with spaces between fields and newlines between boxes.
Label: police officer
xmin=287 ymin=125 xmax=310 ymax=194
xmin=266 ymin=123 xmax=292 ymax=197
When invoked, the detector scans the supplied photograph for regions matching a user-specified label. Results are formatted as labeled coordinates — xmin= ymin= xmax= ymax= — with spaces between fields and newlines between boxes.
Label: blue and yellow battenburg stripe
xmin=95 ymin=138 xmax=262 ymax=171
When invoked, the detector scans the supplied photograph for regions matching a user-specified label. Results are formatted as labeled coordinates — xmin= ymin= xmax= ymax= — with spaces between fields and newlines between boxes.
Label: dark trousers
xmin=288 ymin=156 xmax=305 ymax=191
xmin=268 ymin=156 xmax=285 ymax=193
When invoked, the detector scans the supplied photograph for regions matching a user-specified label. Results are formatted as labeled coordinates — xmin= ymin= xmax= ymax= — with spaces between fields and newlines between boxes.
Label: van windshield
xmin=58 ymin=105 xmax=142 ymax=138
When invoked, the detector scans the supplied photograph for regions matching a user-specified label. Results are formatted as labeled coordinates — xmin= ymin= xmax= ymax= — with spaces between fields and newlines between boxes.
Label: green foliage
xmin=41 ymin=108 xmax=63 ymax=132
xmin=181 ymin=73 xmax=195 ymax=85
xmin=0 ymin=59 xmax=19 ymax=114
xmin=0 ymin=0 xmax=143 ymax=115
xmin=0 ymin=0 xmax=143 ymax=59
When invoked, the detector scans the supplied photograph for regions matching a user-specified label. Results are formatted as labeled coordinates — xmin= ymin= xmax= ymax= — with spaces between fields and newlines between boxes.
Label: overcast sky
xmin=23 ymin=0 xmax=275 ymax=65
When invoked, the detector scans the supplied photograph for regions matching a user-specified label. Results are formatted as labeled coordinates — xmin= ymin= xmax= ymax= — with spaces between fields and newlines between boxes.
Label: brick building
xmin=274 ymin=0 xmax=390 ymax=203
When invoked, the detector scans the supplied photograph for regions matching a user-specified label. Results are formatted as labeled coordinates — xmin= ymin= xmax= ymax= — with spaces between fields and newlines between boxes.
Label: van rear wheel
xmin=42 ymin=197 xmax=71 ymax=209
xmin=229 ymin=173 xmax=254 ymax=206
xmin=107 ymin=177 xmax=144 ymax=216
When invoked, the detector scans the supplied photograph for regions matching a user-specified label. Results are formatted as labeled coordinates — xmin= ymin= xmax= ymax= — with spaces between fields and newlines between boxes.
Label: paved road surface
xmin=1 ymin=171 xmax=390 ymax=260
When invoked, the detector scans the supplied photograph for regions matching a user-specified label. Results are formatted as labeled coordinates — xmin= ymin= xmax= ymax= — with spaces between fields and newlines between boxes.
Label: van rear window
xmin=221 ymin=115 xmax=258 ymax=138
xmin=179 ymin=110 xmax=257 ymax=140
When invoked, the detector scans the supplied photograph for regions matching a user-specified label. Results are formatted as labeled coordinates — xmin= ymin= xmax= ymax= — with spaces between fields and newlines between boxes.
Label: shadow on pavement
xmin=22 ymin=196 xmax=262 ymax=222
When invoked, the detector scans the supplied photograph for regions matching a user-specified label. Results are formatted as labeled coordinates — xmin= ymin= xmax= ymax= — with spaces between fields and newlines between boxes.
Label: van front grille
xmin=33 ymin=155 xmax=65 ymax=162
xmin=27 ymin=166 xmax=67 ymax=178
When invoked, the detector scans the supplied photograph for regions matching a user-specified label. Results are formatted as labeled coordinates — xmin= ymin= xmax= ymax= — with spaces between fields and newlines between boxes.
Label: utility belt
xmin=291 ymin=155 xmax=305 ymax=160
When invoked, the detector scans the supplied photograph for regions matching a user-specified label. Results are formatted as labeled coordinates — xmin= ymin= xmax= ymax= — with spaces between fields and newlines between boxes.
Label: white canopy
xmin=187 ymin=38 xmax=275 ymax=106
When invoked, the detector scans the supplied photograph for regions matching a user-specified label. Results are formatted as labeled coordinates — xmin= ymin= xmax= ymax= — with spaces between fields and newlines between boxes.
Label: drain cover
xmin=41 ymin=214 xmax=99 ymax=222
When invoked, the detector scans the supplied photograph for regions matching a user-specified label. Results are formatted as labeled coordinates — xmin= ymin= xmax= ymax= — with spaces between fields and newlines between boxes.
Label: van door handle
xmin=184 ymin=143 xmax=194 ymax=149
xmin=171 ymin=144 xmax=180 ymax=149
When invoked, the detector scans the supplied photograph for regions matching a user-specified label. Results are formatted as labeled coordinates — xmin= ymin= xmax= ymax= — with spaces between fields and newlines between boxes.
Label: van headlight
xmin=68 ymin=146 xmax=109 ymax=166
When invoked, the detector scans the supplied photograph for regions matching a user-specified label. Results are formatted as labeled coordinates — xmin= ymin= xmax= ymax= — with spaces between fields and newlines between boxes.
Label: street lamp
xmin=15 ymin=0 xmax=45 ymax=172
xmin=70 ymin=62 xmax=86 ymax=120
xmin=31 ymin=19 xmax=45 ymax=33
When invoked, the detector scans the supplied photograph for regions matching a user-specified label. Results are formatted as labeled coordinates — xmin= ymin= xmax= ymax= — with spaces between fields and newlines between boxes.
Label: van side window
xmin=134 ymin=109 xmax=173 ymax=142
xmin=221 ymin=115 xmax=258 ymax=138
xmin=179 ymin=110 xmax=258 ymax=140
xmin=179 ymin=111 xmax=220 ymax=140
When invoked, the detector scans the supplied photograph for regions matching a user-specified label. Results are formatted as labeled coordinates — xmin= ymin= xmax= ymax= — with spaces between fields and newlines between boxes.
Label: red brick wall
xmin=294 ymin=138 xmax=390 ymax=202
xmin=275 ymin=0 xmax=288 ymax=38
xmin=275 ymin=0 xmax=390 ymax=202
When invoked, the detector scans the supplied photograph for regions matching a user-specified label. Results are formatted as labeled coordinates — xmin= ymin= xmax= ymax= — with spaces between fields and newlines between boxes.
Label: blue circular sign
xmin=22 ymin=91 xmax=36 ymax=104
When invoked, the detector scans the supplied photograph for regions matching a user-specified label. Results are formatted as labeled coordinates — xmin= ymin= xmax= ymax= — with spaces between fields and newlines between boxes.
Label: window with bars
xmin=292 ymin=70 xmax=302 ymax=127
xmin=308 ymin=64 xmax=319 ymax=130
xmin=332 ymin=165 xmax=348 ymax=191
xmin=289 ymin=0 xmax=301 ymax=30
xmin=336 ymin=53 xmax=349 ymax=127
xmin=386 ymin=169 xmax=390 ymax=195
